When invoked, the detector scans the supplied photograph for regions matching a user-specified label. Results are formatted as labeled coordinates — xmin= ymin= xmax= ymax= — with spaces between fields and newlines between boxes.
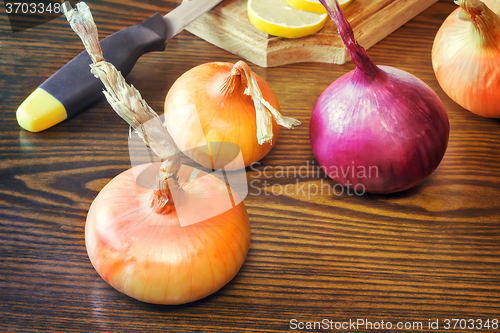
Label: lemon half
xmin=248 ymin=0 xmax=328 ymax=39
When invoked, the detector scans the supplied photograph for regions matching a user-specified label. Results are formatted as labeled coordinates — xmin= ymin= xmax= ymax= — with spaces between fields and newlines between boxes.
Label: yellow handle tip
xmin=17 ymin=88 xmax=68 ymax=132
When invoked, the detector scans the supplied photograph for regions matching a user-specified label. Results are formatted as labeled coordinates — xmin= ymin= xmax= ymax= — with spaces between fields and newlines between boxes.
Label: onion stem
xmin=62 ymin=2 xmax=181 ymax=210
xmin=318 ymin=0 xmax=380 ymax=77
xmin=231 ymin=61 xmax=300 ymax=144
xmin=457 ymin=0 xmax=500 ymax=48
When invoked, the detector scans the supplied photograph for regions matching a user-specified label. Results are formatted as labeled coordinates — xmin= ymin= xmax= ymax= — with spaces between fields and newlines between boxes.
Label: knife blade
xmin=16 ymin=0 xmax=223 ymax=133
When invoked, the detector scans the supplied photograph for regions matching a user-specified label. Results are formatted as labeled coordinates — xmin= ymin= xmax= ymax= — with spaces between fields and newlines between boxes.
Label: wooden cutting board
xmin=175 ymin=0 xmax=439 ymax=67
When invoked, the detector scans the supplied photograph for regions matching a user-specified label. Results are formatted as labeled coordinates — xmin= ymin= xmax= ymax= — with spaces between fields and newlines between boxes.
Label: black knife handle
xmin=17 ymin=12 xmax=167 ymax=132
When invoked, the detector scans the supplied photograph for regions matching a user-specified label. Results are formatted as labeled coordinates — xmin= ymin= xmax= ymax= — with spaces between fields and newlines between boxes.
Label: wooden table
xmin=1 ymin=1 xmax=500 ymax=331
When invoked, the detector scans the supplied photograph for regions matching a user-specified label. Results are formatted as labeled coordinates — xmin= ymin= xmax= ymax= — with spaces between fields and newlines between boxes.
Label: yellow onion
xmin=164 ymin=61 xmax=300 ymax=170
xmin=86 ymin=163 xmax=250 ymax=304
xmin=432 ymin=0 xmax=500 ymax=117
xmin=63 ymin=2 xmax=251 ymax=305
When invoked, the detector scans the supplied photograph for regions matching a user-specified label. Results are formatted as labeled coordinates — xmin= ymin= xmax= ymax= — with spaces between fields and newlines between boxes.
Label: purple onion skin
xmin=310 ymin=65 xmax=450 ymax=194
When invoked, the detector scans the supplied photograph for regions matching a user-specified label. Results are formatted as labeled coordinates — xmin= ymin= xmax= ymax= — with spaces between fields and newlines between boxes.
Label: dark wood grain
xmin=1 ymin=1 xmax=500 ymax=332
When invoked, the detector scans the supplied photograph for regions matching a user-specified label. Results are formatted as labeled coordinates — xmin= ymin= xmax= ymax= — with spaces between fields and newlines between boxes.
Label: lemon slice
xmin=285 ymin=0 xmax=353 ymax=14
xmin=248 ymin=0 xmax=328 ymax=39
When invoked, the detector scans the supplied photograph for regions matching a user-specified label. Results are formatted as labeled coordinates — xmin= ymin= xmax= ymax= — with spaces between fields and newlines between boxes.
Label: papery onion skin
xmin=310 ymin=66 xmax=450 ymax=194
xmin=164 ymin=62 xmax=280 ymax=170
xmin=432 ymin=0 xmax=500 ymax=118
xmin=85 ymin=164 xmax=251 ymax=305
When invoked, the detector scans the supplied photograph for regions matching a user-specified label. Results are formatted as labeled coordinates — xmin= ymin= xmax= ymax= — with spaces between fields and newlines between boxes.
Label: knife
xmin=16 ymin=0 xmax=223 ymax=133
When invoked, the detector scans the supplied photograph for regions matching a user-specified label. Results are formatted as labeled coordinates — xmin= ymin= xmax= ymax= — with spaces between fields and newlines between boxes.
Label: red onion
xmin=310 ymin=0 xmax=450 ymax=194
